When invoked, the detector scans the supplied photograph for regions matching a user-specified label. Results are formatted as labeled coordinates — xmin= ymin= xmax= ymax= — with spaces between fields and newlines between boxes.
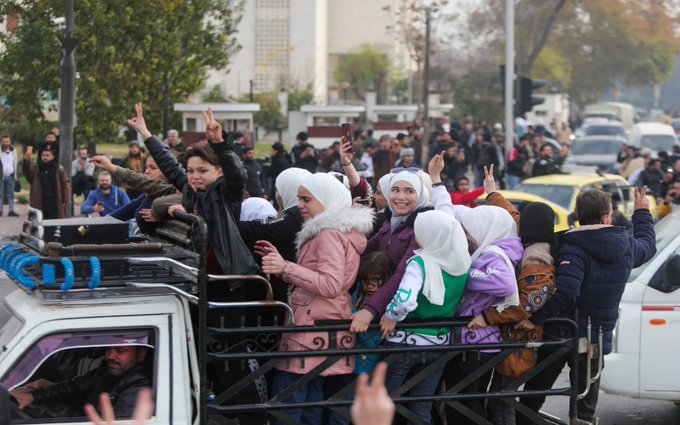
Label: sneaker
xmin=8 ymin=211 xmax=19 ymax=217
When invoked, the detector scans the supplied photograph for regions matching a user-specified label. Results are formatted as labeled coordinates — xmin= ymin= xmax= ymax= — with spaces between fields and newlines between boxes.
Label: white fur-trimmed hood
xmin=295 ymin=205 xmax=375 ymax=251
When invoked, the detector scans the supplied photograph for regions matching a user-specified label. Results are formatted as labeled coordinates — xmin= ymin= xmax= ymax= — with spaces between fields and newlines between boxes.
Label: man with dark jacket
xmin=11 ymin=346 xmax=150 ymax=418
xmin=531 ymin=142 xmax=565 ymax=177
xmin=516 ymin=188 xmax=656 ymax=425
xmin=242 ymin=147 xmax=267 ymax=198
xmin=638 ymin=158 xmax=665 ymax=198
xmin=291 ymin=131 xmax=318 ymax=173
xmin=23 ymin=147 xmax=71 ymax=219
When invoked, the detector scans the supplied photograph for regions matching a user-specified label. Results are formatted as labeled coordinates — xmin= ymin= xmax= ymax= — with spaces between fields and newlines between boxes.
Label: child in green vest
xmin=379 ymin=209 xmax=471 ymax=423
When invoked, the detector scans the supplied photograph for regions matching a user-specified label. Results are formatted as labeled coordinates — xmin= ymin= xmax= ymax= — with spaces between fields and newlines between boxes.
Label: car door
xmin=0 ymin=314 xmax=173 ymax=425
xmin=639 ymin=249 xmax=680 ymax=393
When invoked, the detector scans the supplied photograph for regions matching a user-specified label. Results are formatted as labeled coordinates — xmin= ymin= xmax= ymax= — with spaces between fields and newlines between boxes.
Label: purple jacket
xmin=361 ymin=208 xmax=428 ymax=317
xmin=456 ymin=236 xmax=523 ymax=347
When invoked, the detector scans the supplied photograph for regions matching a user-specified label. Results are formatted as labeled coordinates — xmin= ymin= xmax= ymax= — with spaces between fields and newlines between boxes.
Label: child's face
xmin=362 ymin=275 xmax=383 ymax=296
xmin=187 ymin=156 xmax=222 ymax=191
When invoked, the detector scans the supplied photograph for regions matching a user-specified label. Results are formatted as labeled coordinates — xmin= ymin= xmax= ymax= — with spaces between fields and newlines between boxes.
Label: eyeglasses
xmin=390 ymin=167 xmax=420 ymax=174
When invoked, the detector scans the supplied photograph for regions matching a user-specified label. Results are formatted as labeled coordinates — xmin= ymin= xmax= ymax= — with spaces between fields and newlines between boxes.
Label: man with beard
xmin=38 ymin=131 xmax=59 ymax=158
xmin=121 ymin=140 xmax=146 ymax=199
xmin=81 ymin=171 xmax=130 ymax=216
xmin=10 ymin=345 xmax=151 ymax=418
xmin=23 ymin=147 xmax=70 ymax=219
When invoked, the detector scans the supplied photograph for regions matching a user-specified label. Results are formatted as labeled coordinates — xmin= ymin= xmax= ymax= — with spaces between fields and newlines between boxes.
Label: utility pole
xmin=162 ymin=75 xmax=170 ymax=139
xmin=420 ymin=6 xmax=431 ymax=169
xmin=59 ymin=0 xmax=78 ymax=217
xmin=504 ymin=0 xmax=515 ymax=169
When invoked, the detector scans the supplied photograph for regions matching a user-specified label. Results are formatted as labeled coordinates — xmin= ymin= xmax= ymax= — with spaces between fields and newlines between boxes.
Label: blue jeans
xmin=271 ymin=371 xmax=349 ymax=425
xmin=0 ymin=173 xmax=15 ymax=214
xmin=384 ymin=342 xmax=446 ymax=424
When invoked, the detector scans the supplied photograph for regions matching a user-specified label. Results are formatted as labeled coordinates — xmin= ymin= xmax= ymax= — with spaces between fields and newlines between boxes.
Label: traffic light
xmin=518 ymin=77 xmax=546 ymax=115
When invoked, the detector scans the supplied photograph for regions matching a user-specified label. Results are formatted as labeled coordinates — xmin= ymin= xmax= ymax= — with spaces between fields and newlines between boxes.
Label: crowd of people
xmin=4 ymin=108 xmax=660 ymax=425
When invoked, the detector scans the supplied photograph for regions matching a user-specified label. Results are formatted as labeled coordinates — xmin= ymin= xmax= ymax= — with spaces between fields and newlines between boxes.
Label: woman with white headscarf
xmin=379 ymin=210 xmax=471 ymax=423
xmin=429 ymin=154 xmax=524 ymax=423
xmin=350 ymin=169 xmax=430 ymax=333
xmin=256 ymin=172 xmax=374 ymax=425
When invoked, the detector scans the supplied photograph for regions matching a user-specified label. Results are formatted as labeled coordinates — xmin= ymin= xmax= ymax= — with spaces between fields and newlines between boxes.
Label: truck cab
xmin=601 ymin=209 xmax=680 ymax=401
xmin=0 ymin=275 xmax=199 ymax=424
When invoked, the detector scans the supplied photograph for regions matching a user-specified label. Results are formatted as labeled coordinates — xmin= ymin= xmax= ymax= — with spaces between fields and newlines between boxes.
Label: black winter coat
xmin=532 ymin=209 xmax=656 ymax=354
xmin=144 ymin=134 xmax=259 ymax=276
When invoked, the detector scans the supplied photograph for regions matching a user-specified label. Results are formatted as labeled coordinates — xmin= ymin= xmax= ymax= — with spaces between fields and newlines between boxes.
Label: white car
xmin=601 ymin=209 xmax=680 ymax=401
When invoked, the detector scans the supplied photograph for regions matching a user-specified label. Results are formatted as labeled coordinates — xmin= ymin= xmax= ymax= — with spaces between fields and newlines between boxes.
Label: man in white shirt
xmin=71 ymin=146 xmax=96 ymax=198
xmin=0 ymin=135 xmax=18 ymax=216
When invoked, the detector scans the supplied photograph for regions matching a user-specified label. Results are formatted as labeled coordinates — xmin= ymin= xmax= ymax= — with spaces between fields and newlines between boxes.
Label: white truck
xmin=601 ymin=209 xmax=680 ymax=402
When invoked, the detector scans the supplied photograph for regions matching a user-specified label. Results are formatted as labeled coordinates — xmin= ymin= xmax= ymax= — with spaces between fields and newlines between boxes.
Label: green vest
xmin=404 ymin=256 xmax=468 ymax=337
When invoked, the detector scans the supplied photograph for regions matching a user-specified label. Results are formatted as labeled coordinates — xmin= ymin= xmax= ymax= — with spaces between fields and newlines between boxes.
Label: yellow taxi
xmin=476 ymin=190 xmax=573 ymax=232
xmin=514 ymin=173 xmax=659 ymax=221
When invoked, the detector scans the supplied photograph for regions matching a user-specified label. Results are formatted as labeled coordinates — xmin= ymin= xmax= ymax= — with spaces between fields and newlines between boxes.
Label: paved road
xmin=541 ymin=370 xmax=680 ymax=424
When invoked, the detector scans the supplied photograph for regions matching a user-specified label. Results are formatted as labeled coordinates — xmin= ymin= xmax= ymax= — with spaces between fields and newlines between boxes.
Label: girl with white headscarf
xmin=349 ymin=170 xmax=431 ymax=333
xmin=379 ymin=210 xmax=470 ymax=423
xmin=239 ymin=197 xmax=277 ymax=221
xmin=256 ymin=172 xmax=374 ymax=425
xmin=445 ymin=205 xmax=524 ymax=423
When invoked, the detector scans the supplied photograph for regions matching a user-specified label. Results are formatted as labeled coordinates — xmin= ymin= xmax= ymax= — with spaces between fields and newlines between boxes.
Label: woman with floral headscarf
xmin=350 ymin=170 xmax=431 ymax=333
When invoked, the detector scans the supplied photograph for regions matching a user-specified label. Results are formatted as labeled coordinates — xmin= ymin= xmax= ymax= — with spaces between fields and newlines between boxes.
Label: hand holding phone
xmin=340 ymin=123 xmax=354 ymax=154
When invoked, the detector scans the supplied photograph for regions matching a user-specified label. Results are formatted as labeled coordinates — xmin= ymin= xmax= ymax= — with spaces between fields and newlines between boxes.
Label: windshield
xmin=514 ymin=184 xmax=575 ymax=210
xmin=584 ymin=125 xmax=626 ymax=137
xmin=640 ymin=135 xmax=677 ymax=151
xmin=629 ymin=214 xmax=680 ymax=281
xmin=1 ymin=329 xmax=154 ymax=389
xmin=571 ymin=139 xmax=622 ymax=155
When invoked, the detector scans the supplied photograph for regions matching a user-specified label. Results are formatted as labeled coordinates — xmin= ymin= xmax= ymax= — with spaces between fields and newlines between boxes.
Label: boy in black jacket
xmin=516 ymin=187 xmax=656 ymax=425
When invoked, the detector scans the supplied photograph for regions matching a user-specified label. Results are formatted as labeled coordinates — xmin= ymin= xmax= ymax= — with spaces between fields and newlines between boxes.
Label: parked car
xmin=563 ymin=135 xmax=625 ymax=173
xmin=475 ymin=190 xmax=572 ymax=232
xmin=574 ymin=121 xmax=627 ymax=139
xmin=515 ymin=173 xmax=659 ymax=221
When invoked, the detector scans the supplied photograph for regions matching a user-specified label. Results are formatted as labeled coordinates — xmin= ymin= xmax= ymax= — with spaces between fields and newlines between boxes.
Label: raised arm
xmin=127 ymin=103 xmax=188 ymax=191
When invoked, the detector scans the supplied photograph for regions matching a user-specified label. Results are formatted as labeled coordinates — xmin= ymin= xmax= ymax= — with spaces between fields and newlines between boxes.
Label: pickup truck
xmin=601 ymin=208 xmax=680 ymax=401
xmin=0 ymin=212 xmax=586 ymax=425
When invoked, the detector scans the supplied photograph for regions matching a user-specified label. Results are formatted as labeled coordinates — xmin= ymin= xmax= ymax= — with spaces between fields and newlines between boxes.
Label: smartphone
xmin=356 ymin=197 xmax=371 ymax=206
xmin=26 ymin=146 xmax=33 ymax=155
xmin=340 ymin=123 xmax=354 ymax=154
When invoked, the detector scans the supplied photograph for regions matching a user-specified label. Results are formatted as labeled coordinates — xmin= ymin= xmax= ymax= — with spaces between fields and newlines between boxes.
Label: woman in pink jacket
xmin=257 ymin=172 xmax=374 ymax=425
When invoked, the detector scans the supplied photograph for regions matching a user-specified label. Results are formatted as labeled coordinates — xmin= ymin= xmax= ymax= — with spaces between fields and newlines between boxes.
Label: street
xmin=541 ymin=371 xmax=680 ymax=424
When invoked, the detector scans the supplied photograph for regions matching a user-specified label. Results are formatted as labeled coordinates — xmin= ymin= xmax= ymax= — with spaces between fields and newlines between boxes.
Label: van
xmin=629 ymin=122 xmax=679 ymax=153
xmin=600 ymin=209 xmax=680 ymax=401
xmin=584 ymin=102 xmax=635 ymax=130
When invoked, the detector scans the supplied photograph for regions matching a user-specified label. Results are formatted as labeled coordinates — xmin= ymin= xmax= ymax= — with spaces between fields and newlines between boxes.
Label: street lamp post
xmin=420 ymin=6 xmax=431 ymax=169
xmin=59 ymin=0 xmax=78 ymax=217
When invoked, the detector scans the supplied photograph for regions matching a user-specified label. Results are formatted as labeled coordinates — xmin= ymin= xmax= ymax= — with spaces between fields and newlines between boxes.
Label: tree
xmin=287 ymin=89 xmax=313 ymax=112
xmin=0 ymin=0 xmax=243 ymax=143
xmin=454 ymin=0 xmax=680 ymax=107
xmin=333 ymin=44 xmax=390 ymax=102
xmin=240 ymin=92 xmax=285 ymax=132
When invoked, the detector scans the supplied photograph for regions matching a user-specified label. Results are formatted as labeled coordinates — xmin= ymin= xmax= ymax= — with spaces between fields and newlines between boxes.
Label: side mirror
xmin=662 ymin=254 xmax=680 ymax=292
xmin=651 ymin=254 xmax=680 ymax=293
xmin=0 ymin=385 xmax=9 ymax=425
